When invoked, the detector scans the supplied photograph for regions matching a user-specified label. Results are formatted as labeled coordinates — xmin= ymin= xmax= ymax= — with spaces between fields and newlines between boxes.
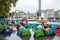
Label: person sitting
xmin=44 ymin=26 xmax=50 ymax=36
xmin=37 ymin=25 xmax=44 ymax=30
xmin=16 ymin=22 xmax=24 ymax=30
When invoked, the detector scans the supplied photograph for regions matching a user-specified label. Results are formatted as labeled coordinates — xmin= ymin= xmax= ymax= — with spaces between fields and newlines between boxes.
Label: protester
xmin=16 ymin=21 xmax=24 ymax=30
xmin=37 ymin=25 xmax=44 ymax=30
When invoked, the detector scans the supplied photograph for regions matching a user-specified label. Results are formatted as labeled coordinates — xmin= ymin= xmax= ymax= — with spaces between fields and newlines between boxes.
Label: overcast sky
xmin=10 ymin=0 xmax=60 ymax=13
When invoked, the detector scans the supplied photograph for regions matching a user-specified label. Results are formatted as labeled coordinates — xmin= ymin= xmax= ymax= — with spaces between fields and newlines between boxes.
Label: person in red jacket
xmin=17 ymin=22 xmax=24 ymax=30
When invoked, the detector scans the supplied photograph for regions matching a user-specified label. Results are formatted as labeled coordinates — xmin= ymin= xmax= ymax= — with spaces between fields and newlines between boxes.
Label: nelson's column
xmin=37 ymin=0 xmax=41 ymax=19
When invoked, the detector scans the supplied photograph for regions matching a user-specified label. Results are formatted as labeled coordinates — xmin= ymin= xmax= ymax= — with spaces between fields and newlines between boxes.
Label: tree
xmin=0 ymin=0 xmax=18 ymax=18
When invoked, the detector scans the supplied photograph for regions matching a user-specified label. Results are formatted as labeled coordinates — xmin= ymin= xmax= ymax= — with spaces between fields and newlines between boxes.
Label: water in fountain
xmin=30 ymin=28 xmax=35 ymax=40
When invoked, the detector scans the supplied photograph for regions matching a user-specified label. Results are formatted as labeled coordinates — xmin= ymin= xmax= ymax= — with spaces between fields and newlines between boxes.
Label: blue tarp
xmin=31 ymin=24 xmax=37 ymax=30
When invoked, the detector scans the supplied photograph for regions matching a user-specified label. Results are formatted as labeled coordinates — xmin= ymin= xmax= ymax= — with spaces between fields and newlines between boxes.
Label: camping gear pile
xmin=17 ymin=22 xmax=60 ymax=37
xmin=0 ymin=19 xmax=17 ymax=34
xmin=0 ymin=18 xmax=60 ymax=37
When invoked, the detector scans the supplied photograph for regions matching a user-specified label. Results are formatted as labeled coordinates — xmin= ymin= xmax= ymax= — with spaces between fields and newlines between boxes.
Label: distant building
xmin=46 ymin=9 xmax=54 ymax=18
xmin=9 ymin=11 xmax=26 ymax=20
xmin=57 ymin=10 xmax=60 ymax=18
xmin=29 ymin=13 xmax=37 ymax=19
xmin=41 ymin=9 xmax=54 ymax=18
xmin=41 ymin=9 xmax=60 ymax=18
xmin=54 ymin=11 xmax=59 ymax=18
xmin=15 ymin=11 xmax=26 ymax=18
xmin=9 ymin=12 xmax=16 ymax=18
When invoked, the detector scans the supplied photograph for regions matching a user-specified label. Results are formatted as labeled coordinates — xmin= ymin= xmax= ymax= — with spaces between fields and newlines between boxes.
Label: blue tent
xmin=31 ymin=24 xmax=37 ymax=30
xmin=50 ymin=25 xmax=57 ymax=30
xmin=17 ymin=28 xmax=24 ymax=36
xmin=3 ymin=28 xmax=12 ymax=34
xmin=49 ymin=28 xmax=55 ymax=35
xmin=24 ymin=23 xmax=31 ymax=29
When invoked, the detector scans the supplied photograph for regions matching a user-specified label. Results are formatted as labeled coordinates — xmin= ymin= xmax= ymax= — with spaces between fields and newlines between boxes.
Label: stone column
xmin=39 ymin=0 xmax=41 ymax=10
xmin=37 ymin=0 xmax=41 ymax=19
